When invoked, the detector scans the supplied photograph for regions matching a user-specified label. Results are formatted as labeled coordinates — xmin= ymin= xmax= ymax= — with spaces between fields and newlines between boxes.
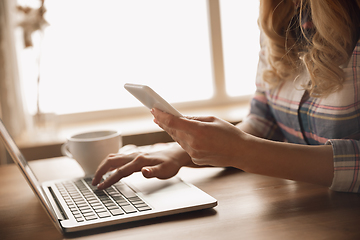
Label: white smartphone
xmin=124 ymin=83 xmax=183 ymax=117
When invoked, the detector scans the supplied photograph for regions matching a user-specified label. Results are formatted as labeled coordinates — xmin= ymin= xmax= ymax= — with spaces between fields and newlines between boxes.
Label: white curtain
xmin=0 ymin=0 xmax=28 ymax=164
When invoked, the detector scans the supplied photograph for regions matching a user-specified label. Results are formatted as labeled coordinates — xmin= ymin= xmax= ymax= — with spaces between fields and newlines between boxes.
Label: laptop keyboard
xmin=55 ymin=177 xmax=152 ymax=222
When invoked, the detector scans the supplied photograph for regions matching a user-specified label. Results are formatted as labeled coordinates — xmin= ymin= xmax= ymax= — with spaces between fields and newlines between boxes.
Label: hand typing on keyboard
xmin=92 ymin=142 xmax=195 ymax=190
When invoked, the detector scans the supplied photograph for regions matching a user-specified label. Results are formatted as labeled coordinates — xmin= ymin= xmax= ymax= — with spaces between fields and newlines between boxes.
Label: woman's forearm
xmin=236 ymin=132 xmax=334 ymax=187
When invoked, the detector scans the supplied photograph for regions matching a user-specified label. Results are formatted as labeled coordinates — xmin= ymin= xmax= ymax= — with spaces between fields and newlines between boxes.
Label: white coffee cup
xmin=61 ymin=130 xmax=122 ymax=175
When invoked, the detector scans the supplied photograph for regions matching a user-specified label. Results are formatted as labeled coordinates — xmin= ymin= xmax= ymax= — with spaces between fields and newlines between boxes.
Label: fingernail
xmin=142 ymin=168 xmax=151 ymax=177
xmin=97 ymin=182 xmax=104 ymax=190
xmin=150 ymin=108 xmax=155 ymax=115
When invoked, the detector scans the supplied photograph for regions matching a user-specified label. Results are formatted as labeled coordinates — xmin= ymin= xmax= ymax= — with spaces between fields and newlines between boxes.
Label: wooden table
xmin=1 ymin=157 xmax=360 ymax=240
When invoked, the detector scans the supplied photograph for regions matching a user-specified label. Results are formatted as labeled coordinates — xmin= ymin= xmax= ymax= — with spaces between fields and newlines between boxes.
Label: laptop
xmin=0 ymin=119 xmax=217 ymax=233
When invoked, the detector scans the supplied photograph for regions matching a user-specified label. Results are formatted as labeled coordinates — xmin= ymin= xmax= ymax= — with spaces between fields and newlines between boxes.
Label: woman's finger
xmin=92 ymin=152 xmax=138 ymax=186
xmin=97 ymin=153 xmax=161 ymax=190
xmin=151 ymin=108 xmax=200 ymax=132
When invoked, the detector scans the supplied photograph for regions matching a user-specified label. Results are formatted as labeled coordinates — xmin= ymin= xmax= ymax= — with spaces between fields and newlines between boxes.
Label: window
xmin=16 ymin=0 xmax=260 ymax=124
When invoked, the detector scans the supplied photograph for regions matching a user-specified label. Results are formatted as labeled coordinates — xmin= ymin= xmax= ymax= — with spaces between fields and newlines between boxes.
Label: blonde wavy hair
xmin=259 ymin=0 xmax=360 ymax=96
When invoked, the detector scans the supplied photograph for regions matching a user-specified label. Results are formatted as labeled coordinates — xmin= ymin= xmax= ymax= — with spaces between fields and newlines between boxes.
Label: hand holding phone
xmin=124 ymin=83 xmax=183 ymax=117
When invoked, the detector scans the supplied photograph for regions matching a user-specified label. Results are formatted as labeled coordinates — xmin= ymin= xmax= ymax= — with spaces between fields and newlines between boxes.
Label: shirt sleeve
xmin=325 ymin=38 xmax=360 ymax=193
xmin=326 ymin=139 xmax=360 ymax=193
xmin=243 ymin=92 xmax=285 ymax=141
xmin=242 ymin=31 xmax=285 ymax=141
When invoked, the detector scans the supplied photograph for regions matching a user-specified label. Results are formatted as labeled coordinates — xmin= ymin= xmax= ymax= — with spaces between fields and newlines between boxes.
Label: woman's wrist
xmin=226 ymin=131 xmax=256 ymax=169
xmin=165 ymin=142 xmax=195 ymax=167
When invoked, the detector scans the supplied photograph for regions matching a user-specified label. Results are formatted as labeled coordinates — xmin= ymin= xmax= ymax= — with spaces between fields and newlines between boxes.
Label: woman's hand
xmin=92 ymin=142 xmax=192 ymax=190
xmin=151 ymin=108 xmax=247 ymax=168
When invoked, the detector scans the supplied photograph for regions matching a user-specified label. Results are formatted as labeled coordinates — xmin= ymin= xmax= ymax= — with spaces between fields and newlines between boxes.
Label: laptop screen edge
xmin=0 ymin=118 xmax=63 ymax=232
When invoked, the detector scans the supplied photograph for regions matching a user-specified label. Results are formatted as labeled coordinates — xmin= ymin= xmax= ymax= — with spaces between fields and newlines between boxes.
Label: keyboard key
xmin=128 ymin=196 xmax=141 ymax=202
xmin=85 ymin=215 xmax=98 ymax=221
xmin=106 ymin=205 xmax=120 ymax=210
xmin=110 ymin=209 xmax=124 ymax=216
xmin=134 ymin=203 xmax=149 ymax=208
xmin=93 ymin=205 xmax=105 ymax=210
xmin=137 ymin=206 xmax=152 ymax=212
xmin=116 ymin=199 xmax=129 ymax=205
xmin=77 ymin=203 xmax=88 ymax=208
xmin=83 ymin=212 xmax=96 ymax=217
xmin=75 ymin=217 xmax=85 ymax=222
xmin=94 ymin=208 xmax=107 ymax=213
xmin=97 ymin=212 xmax=111 ymax=218
xmin=121 ymin=205 xmax=137 ymax=213
xmin=80 ymin=209 xmax=93 ymax=214
xmin=130 ymin=200 xmax=145 ymax=205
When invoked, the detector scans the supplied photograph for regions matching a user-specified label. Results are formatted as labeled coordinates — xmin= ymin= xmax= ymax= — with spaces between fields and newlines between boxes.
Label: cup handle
xmin=61 ymin=142 xmax=73 ymax=158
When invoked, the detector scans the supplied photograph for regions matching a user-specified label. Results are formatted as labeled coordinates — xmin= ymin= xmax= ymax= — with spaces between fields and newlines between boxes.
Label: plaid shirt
xmin=243 ymin=33 xmax=360 ymax=193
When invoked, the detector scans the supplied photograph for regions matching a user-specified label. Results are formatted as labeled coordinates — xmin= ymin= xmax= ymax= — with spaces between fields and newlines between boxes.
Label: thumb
xmin=141 ymin=166 xmax=157 ymax=178
xmin=141 ymin=164 xmax=179 ymax=179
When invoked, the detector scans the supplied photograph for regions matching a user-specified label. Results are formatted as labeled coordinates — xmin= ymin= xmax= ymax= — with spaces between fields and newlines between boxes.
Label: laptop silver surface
xmin=0 ymin=119 xmax=217 ymax=233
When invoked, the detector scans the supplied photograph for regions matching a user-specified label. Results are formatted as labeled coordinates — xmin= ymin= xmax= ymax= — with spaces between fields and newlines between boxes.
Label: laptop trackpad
xmin=123 ymin=172 xmax=190 ymax=196
xmin=123 ymin=173 xmax=214 ymax=210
